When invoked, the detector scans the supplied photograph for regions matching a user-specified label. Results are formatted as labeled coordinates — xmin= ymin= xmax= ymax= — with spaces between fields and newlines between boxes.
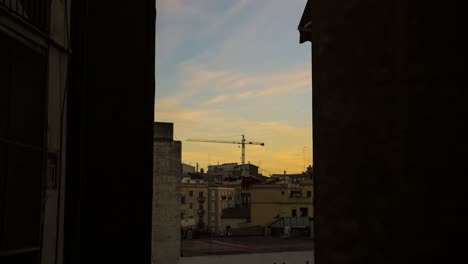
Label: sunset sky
xmin=155 ymin=0 xmax=312 ymax=175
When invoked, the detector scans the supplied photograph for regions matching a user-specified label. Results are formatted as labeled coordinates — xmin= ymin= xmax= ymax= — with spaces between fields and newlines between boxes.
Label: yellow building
xmin=181 ymin=183 xmax=208 ymax=229
xmin=207 ymin=184 xmax=236 ymax=234
xmin=250 ymin=179 xmax=313 ymax=226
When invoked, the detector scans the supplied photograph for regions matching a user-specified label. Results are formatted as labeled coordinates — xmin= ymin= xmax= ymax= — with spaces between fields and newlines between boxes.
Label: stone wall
xmin=153 ymin=122 xmax=181 ymax=264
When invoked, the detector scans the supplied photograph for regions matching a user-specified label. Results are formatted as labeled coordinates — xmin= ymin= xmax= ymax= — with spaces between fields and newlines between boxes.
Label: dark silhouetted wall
xmin=300 ymin=0 xmax=464 ymax=263
xmin=65 ymin=0 xmax=156 ymax=263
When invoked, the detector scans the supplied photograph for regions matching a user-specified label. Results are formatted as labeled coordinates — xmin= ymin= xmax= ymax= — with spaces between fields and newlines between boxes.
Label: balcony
xmin=197 ymin=209 xmax=205 ymax=216
xmin=197 ymin=196 xmax=205 ymax=203
xmin=0 ymin=0 xmax=50 ymax=32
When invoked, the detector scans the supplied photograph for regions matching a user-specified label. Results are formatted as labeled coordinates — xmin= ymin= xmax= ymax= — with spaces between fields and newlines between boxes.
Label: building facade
xmin=208 ymin=162 xmax=259 ymax=178
xmin=181 ymin=182 xmax=208 ymax=230
xmin=250 ymin=180 xmax=313 ymax=226
xmin=1 ymin=1 xmax=70 ymax=263
xmin=207 ymin=185 xmax=236 ymax=234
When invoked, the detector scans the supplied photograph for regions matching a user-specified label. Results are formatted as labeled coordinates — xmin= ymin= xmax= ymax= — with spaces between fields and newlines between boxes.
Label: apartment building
xmin=207 ymin=184 xmax=236 ymax=235
xmin=1 ymin=1 xmax=156 ymax=263
xmin=181 ymin=182 xmax=208 ymax=230
xmin=0 ymin=1 xmax=70 ymax=262
xmin=250 ymin=179 xmax=313 ymax=226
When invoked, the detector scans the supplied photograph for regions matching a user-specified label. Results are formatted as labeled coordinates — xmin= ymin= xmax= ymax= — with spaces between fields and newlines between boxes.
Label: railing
xmin=0 ymin=0 xmax=50 ymax=31
xmin=289 ymin=190 xmax=302 ymax=198
xmin=197 ymin=196 xmax=205 ymax=203
xmin=269 ymin=217 xmax=313 ymax=228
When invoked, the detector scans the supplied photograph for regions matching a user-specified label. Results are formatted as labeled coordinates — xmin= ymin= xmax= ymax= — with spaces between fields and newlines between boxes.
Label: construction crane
xmin=186 ymin=135 xmax=264 ymax=165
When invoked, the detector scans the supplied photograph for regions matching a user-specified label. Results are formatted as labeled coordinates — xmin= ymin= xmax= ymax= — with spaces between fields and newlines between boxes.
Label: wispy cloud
xmin=155 ymin=0 xmax=312 ymax=174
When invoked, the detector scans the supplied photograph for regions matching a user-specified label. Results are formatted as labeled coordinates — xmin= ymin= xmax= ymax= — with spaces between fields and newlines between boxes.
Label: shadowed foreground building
xmin=298 ymin=0 xmax=464 ymax=263
xmin=1 ymin=0 xmax=155 ymax=263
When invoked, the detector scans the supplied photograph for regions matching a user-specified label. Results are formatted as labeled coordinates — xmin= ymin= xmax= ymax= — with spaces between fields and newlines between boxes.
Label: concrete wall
xmin=220 ymin=218 xmax=249 ymax=230
xmin=153 ymin=122 xmax=181 ymax=264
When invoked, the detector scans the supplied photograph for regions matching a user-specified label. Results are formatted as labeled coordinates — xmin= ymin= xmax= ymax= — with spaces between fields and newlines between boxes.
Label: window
xmin=199 ymin=191 xmax=203 ymax=197
xmin=189 ymin=203 xmax=193 ymax=209
xmin=0 ymin=0 xmax=50 ymax=31
xmin=292 ymin=209 xmax=297 ymax=217
xmin=281 ymin=191 xmax=285 ymax=195
xmin=0 ymin=33 xmax=47 ymax=258
xmin=181 ymin=195 xmax=186 ymax=204
xmin=189 ymin=191 xmax=193 ymax=197
xmin=300 ymin=207 xmax=308 ymax=217
xmin=307 ymin=191 xmax=312 ymax=197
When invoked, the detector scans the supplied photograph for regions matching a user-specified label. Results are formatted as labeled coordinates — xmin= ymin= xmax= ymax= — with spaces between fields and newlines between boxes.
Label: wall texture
xmin=300 ymin=0 xmax=464 ymax=263
xmin=153 ymin=122 xmax=181 ymax=264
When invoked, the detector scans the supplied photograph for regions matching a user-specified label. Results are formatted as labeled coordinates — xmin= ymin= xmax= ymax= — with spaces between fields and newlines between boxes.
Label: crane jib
xmin=185 ymin=136 xmax=265 ymax=165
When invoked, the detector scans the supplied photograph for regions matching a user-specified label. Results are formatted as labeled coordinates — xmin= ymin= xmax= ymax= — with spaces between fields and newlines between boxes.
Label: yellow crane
xmin=186 ymin=135 xmax=264 ymax=165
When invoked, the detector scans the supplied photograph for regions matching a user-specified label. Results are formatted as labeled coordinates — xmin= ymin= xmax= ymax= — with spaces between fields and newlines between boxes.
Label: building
xmin=181 ymin=177 xmax=205 ymax=184
xmin=1 ymin=1 xmax=156 ymax=263
xmin=270 ymin=166 xmax=313 ymax=184
xmin=208 ymin=162 xmax=259 ymax=178
xmin=180 ymin=182 xmax=208 ymax=230
xmin=218 ymin=177 xmax=243 ymax=206
xmin=182 ymin=163 xmax=196 ymax=173
xmin=296 ymin=0 xmax=464 ymax=262
xmin=249 ymin=179 xmax=313 ymax=226
xmin=240 ymin=175 xmax=266 ymax=207
xmin=0 ymin=1 xmax=71 ymax=262
xmin=208 ymin=163 xmax=238 ymax=174
xmin=153 ymin=122 xmax=181 ymax=263
xmin=207 ymin=184 xmax=236 ymax=235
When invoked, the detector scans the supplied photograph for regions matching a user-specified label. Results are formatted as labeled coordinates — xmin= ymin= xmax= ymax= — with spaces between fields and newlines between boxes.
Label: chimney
xmin=196 ymin=163 xmax=199 ymax=172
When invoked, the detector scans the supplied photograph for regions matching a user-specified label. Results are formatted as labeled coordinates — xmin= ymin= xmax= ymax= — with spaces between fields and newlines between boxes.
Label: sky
xmin=155 ymin=0 xmax=312 ymax=175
